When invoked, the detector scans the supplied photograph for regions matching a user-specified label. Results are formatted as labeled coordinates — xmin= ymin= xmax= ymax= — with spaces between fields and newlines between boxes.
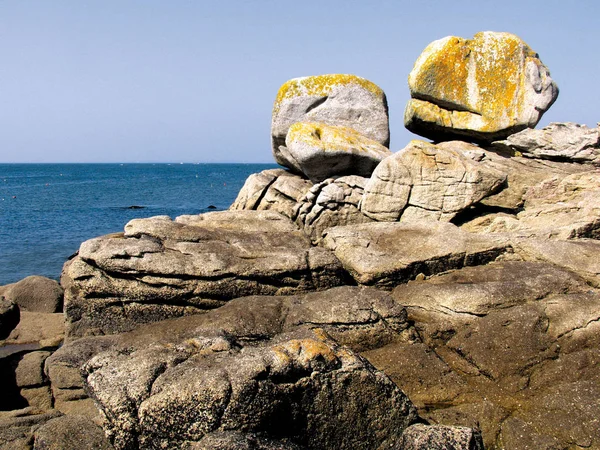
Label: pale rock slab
xmin=321 ymin=221 xmax=510 ymax=288
xmin=62 ymin=211 xmax=349 ymax=338
xmin=405 ymin=31 xmax=558 ymax=142
xmin=492 ymin=122 xmax=600 ymax=165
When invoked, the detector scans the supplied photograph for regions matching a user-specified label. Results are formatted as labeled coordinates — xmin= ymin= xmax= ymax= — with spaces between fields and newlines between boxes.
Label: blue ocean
xmin=0 ymin=163 xmax=277 ymax=285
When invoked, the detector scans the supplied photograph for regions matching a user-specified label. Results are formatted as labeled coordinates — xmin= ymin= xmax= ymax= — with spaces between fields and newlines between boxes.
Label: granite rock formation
xmin=492 ymin=122 xmax=600 ymax=165
xmin=62 ymin=211 xmax=349 ymax=339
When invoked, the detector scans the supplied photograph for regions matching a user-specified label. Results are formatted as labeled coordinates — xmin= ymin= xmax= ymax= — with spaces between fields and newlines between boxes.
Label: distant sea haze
xmin=0 ymin=163 xmax=277 ymax=285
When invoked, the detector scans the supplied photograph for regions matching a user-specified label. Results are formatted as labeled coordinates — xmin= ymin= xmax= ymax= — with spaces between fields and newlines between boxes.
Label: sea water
xmin=0 ymin=163 xmax=277 ymax=285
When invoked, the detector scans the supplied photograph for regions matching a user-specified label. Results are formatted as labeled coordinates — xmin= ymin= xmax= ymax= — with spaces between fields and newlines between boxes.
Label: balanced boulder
xmin=271 ymin=74 xmax=389 ymax=164
xmin=360 ymin=140 xmax=506 ymax=222
xmin=405 ymin=31 xmax=558 ymax=142
xmin=283 ymin=122 xmax=391 ymax=182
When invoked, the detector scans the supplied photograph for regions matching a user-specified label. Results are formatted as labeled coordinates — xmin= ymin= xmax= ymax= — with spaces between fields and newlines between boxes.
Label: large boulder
xmin=82 ymin=327 xmax=418 ymax=449
xmin=0 ymin=276 xmax=63 ymax=313
xmin=321 ymin=221 xmax=510 ymax=289
xmin=283 ymin=122 xmax=391 ymax=182
xmin=405 ymin=31 xmax=558 ymax=142
xmin=271 ymin=74 xmax=389 ymax=162
xmin=230 ymin=169 xmax=313 ymax=219
xmin=62 ymin=211 xmax=350 ymax=339
xmin=360 ymin=140 xmax=506 ymax=222
xmin=492 ymin=122 xmax=600 ymax=165
xmin=293 ymin=175 xmax=374 ymax=243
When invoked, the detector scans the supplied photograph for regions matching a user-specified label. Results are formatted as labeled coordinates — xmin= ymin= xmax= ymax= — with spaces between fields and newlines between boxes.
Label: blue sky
xmin=1 ymin=1 xmax=598 ymax=163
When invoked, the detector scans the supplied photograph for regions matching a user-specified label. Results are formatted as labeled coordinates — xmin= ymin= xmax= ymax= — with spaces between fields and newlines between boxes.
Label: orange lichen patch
xmin=271 ymin=338 xmax=339 ymax=368
xmin=287 ymin=122 xmax=390 ymax=155
xmin=273 ymin=74 xmax=383 ymax=113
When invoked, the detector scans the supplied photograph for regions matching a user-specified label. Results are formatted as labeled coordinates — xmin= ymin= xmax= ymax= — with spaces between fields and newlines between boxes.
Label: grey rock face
xmin=82 ymin=328 xmax=418 ymax=450
xmin=492 ymin=122 xmax=600 ymax=165
xmin=439 ymin=140 xmax=591 ymax=210
xmin=271 ymin=74 xmax=389 ymax=162
xmin=363 ymin=258 xmax=600 ymax=449
xmin=399 ymin=424 xmax=484 ymax=450
xmin=1 ymin=276 xmax=63 ymax=313
xmin=360 ymin=140 xmax=506 ymax=222
xmin=283 ymin=122 xmax=392 ymax=182
xmin=188 ymin=431 xmax=305 ymax=449
xmin=405 ymin=31 xmax=558 ymax=142
xmin=47 ymin=285 xmax=411 ymax=416
xmin=293 ymin=175 xmax=374 ymax=243
xmin=462 ymin=171 xmax=600 ymax=239
xmin=62 ymin=211 xmax=349 ymax=338
xmin=322 ymin=221 xmax=510 ymax=288
xmin=32 ymin=414 xmax=114 ymax=450
xmin=0 ymin=298 xmax=19 ymax=340
xmin=230 ymin=169 xmax=313 ymax=219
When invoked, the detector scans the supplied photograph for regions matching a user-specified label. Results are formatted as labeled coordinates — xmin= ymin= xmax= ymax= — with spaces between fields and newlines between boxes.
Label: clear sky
xmin=1 ymin=1 xmax=598 ymax=163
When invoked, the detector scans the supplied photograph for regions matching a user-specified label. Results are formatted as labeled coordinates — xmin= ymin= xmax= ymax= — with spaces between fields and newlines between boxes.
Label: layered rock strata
xmin=62 ymin=211 xmax=350 ymax=339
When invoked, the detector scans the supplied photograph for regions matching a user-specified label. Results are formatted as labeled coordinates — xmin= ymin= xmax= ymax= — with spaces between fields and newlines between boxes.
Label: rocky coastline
xmin=1 ymin=31 xmax=599 ymax=449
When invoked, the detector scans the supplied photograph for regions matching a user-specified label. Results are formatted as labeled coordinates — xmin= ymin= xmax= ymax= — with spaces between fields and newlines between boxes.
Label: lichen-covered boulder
xmin=283 ymin=122 xmax=391 ymax=182
xmin=293 ymin=175 xmax=374 ymax=243
xmin=360 ymin=140 xmax=506 ymax=222
xmin=405 ymin=31 xmax=558 ymax=142
xmin=271 ymin=74 xmax=389 ymax=164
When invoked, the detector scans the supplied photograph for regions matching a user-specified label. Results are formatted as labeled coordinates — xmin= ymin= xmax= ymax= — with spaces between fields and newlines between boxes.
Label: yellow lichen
xmin=287 ymin=122 xmax=388 ymax=154
xmin=273 ymin=74 xmax=383 ymax=114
